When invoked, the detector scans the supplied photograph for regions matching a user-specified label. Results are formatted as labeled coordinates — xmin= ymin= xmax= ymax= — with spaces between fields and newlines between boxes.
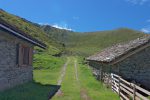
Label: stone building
xmin=0 ymin=19 xmax=46 ymax=91
xmin=87 ymin=35 xmax=150 ymax=90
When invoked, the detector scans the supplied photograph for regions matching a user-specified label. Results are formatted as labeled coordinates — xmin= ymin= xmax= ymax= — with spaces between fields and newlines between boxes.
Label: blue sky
xmin=0 ymin=0 xmax=150 ymax=32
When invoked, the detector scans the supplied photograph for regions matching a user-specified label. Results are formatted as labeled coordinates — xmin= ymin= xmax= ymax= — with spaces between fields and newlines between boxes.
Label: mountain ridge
xmin=0 ymin=9 xmax=145 ymax=56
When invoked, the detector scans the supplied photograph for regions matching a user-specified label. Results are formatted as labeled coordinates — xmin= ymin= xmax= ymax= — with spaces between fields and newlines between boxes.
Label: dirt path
xmin=74 ymin=58 xmax=91 ymax=100
xmin=74 ymin=59 xmax=79 ymax=81
xmin=80 ymin=89 xmax=91 ymax=100
xmin=56 ymin=58 xmax=70 ymax=96
xmin=53 ymin=57 xmax=91 ymax=100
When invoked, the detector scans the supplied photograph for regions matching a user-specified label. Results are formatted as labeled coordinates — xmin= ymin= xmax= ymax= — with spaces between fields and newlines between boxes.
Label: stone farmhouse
xmin=87 ymin=35 xmax=150 ymax=90
xmin=0 ymin=19 xmax=46 ymax=91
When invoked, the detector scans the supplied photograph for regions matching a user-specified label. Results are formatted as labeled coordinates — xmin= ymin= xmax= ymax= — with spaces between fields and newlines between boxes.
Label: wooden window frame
xmin=17 ymin=43 xmax=33 ymax=67
xmin=22 ymin=45 xmax=30 ymax=66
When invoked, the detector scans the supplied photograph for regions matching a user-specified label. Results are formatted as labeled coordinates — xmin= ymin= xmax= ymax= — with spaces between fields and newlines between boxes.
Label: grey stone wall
xmin=89 ymin=61 xmax=104 ymax=80
xmin=0 ymin=30 xmax=33 ymax=91
xmin=115 ymin=46 xmax=150 ymax=90
xmin=88 ymin=45 xmax=150 ymax=90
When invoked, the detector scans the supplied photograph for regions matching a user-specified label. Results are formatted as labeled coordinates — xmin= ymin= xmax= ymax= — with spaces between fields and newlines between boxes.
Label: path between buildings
xmin=54 ymin=57 xmax=91 ymax=100
xmin=74 ymin=59 xmax=79 ymax=81
xmin=74 ymin=58 xmax=91 ymax=100
xmin=55 ymin=58 xmax=70 ymax=96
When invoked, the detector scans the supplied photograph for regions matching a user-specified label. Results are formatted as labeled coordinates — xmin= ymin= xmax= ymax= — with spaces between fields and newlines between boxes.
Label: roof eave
xmin=0 ymin=23 xmax=46 ymax=49
xmin=87 ymin=42 xmax=150 ymax=65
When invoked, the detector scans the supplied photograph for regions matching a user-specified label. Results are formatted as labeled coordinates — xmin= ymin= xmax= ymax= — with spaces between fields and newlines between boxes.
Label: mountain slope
xmin=65 ymin=28 xmax=145 ymax=56
xmin=0 ymin=9 xmax=64 ymax=54
xmin=0 ymin=9 xmax=145 ymax=56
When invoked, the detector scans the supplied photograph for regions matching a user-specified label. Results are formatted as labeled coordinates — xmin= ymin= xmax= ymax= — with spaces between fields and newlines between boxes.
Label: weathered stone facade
xmin=89 ymin=61 xmax=102 ymax=79
xmin=0 ymin=29 xmax=33 ymax=91
xmin=115 ymin=46 xmax=150 ymax=89
xmin=88 ymin=45 xmax=150 ymax=90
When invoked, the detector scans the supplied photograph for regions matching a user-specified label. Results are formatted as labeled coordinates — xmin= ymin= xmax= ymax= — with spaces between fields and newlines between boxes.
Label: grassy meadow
xmin=65 ymin=29 xmax=145 ymax=56
xmin=33 ymin=53 xmax=66 ymax=85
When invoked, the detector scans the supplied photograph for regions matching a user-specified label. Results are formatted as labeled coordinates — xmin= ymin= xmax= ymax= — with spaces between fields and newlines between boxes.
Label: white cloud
xmin=38 ymin=23 xmax=49 ymax=25
xmin=140 ymin=19 xmax=150 ymax=33
xmin=125 ymin=0 xmax=149 ymax=5
xmin=38 ymin=22 xmax=73 ymax=31
xmin=141 ymin=27 xmax=150 ymax=33
xmin=52 ymin=24 xmax=73 ymax=31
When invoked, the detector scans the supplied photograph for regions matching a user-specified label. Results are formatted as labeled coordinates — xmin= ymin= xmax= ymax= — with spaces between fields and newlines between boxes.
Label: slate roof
xmin=0 ymin=19 xmax=46 ymax=49
xmin=87 ymin=35 xmax=150 ymax=63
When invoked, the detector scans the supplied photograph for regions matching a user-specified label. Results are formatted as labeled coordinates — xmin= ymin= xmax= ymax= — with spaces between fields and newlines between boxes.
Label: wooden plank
xmin=112 ymin=86 xmax=119 ymax=93
xmin=135 ymin=92 xmax=150 ymax=100
xmin=120 ymin=83 xmax=133 ymax=93
xmin=112 ymin=74 xmax=120 ymax=78
xmin=135 ymin=85 xmax=150 ymax=95
xmin=120 ymin=97 xmax=124 ymax=100
xmin=113 ymin=84 xmax=119 ymax=90
xmin=133 ymin=84 xmax=136 ymax=100
xmin=112 ymin=86 xmax=118 ymax=91
xmin=111 ymin=73 xmax=150 ymax=100
xmin=113 ymin=81 xmax=119 ymax=86
xmin=112 ymin=77 xmax=119 ymax=82
xmin=120 ymin=92 xmax=130 ymax=100
xmin=120 ymin=86 xmax=133 ymax=97
xmin=120 ymin=77 xmax=130 ymax=85
xmin=112 ymin=88 xmax=117 ymax=93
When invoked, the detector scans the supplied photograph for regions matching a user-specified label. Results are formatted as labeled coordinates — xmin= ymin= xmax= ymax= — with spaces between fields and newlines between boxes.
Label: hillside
xmin=41 ymin=25 xmax=74 ymax=43
xmin=0 ymin=9 xmax=145 ymax=56
xmin=40 ymin=25 xmax=145 ymax=56
xmin=65 ymin=28 xmax=145 ymax=56
xmin=0 ymin=9 xmax=67 ymax=55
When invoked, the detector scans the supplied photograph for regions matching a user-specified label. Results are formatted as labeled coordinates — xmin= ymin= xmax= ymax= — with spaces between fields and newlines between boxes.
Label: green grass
xmin=33 ymin=53 xmax=66 ymax=85
xmin=66 ymin=29 xmax=145 ymax=56
xmin=52 ymin=57 xmax=119 ymax=100
xmin=52 ymin=57 xmax=81 ymax=100
xmin=0 ymin=56 xmax=119 ymax=100
xmin=33 ymin=53 xmax=65 ymax=70
xmin=0 ymin=82 xmax=52 ymax=100
xmin=78 ymin=57 xmax=119 ymax=100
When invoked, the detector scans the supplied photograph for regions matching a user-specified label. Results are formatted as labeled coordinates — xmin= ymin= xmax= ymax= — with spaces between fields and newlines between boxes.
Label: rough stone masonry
xmin=0 ymin=29 xmax=33 ymax=91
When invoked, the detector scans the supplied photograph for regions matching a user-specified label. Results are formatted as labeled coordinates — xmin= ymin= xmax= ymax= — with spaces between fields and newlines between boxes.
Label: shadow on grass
xmin=0 ymin=81 xmax=60 ymax=100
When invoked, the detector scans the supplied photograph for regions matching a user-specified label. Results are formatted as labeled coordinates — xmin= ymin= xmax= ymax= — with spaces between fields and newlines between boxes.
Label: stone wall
xmin=114 ymin=45 xmax=150 ymax=90
xmin=89 ymin=61 xmax=104 ymax=80
xmin=0 ymin=30 xmax=33 ymax=91
xmin=88 ymin=45 xmax=150 ymax=90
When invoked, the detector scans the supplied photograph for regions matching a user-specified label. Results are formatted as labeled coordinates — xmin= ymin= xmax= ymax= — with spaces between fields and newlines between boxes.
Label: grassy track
xmin=52 ymin=57 xmax=119 ymax=100
xmin=52 ymin=57 xmax=81 ymax=100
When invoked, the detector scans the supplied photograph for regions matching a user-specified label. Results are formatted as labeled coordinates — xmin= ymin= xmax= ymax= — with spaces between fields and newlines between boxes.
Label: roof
xmin=87 ymin=35 xmax=150 ymax=63
xmin=0 ymin=19 xmax=46 ymax=49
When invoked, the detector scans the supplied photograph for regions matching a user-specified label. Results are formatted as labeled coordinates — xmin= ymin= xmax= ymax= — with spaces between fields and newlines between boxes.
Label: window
xmin=17 ymin=44 xmax=33 ymax=66
xmin=22 ymin=47 xmax=30 ymax=65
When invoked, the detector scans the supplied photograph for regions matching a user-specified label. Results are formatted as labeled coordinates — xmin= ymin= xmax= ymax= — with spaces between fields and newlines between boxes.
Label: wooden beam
xmin=120 ymin=92 xmax=130 ymax=100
